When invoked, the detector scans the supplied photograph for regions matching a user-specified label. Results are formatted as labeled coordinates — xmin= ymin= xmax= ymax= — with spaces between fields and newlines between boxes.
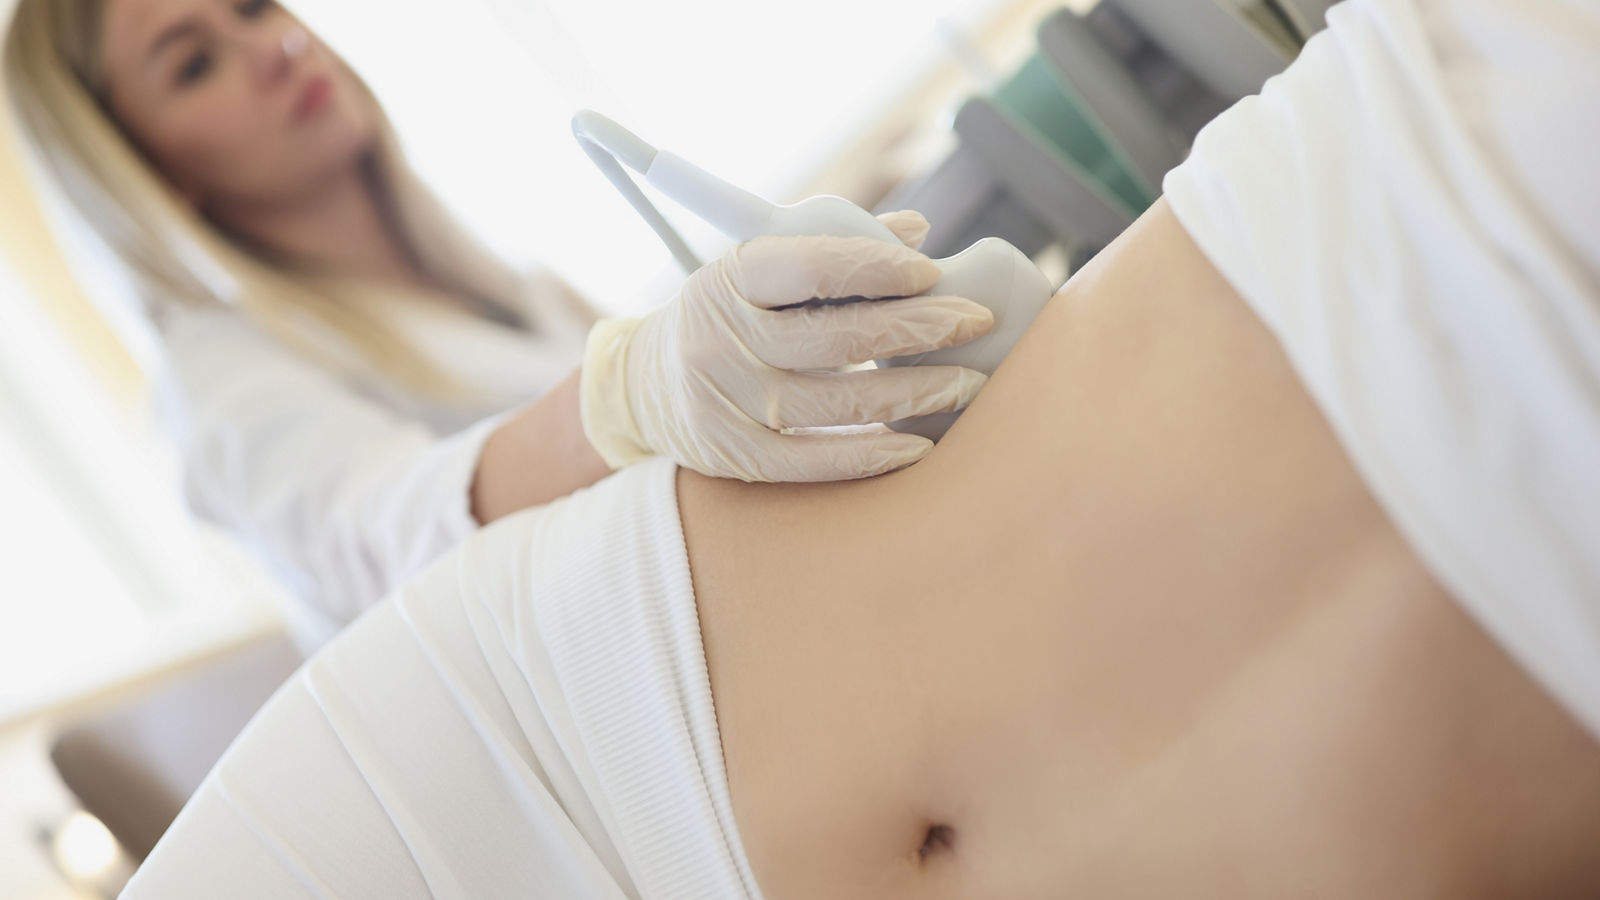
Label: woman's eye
xmin=175 ymin=50 xmax=213 ymax=86
xmin=236 ymin=0 xmax=275 ymax=18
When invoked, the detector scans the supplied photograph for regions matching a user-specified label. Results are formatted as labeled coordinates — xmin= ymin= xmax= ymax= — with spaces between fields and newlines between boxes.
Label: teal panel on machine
xmin=991 ymin=53 xmax=1157 ymax=217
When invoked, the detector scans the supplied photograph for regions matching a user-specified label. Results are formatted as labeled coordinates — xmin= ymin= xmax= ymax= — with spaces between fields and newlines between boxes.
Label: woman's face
xmin=100 ymin=0 xmax=378 ymax=210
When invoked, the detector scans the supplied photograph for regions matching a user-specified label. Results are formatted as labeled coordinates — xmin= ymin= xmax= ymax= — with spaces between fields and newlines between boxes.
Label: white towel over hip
xmin=122 ymin=458 xmax=764 ymax=900
xmin=1165 ymin=0 xmax=1600 ymax=738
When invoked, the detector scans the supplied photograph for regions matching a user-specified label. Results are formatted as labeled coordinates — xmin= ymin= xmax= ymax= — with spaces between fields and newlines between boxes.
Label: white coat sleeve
xmin=154 ymin=309 xmax=515 ymax=640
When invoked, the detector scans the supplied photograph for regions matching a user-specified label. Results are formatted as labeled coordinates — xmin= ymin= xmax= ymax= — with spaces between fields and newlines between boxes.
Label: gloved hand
xmin=580 ymin=210 xmax=994 ymax=482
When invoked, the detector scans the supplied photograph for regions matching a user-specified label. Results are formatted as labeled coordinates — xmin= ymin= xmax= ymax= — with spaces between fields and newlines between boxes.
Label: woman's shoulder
xmin=154 ymin=302 xmax=274 ymax=354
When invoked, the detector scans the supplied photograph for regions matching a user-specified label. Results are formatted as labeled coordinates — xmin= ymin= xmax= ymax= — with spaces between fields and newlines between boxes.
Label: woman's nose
xmin=242 ymin=23 xmax=308 ymax=88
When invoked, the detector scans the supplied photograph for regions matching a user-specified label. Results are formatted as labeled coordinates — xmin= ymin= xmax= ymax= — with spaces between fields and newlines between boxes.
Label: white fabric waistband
xmin=125 ymin=458 xmax=763 ymax=899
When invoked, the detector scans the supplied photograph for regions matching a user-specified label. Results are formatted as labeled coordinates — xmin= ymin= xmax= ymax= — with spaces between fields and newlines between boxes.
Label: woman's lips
xmin=294 ymin=76 xmax=334 ymax=122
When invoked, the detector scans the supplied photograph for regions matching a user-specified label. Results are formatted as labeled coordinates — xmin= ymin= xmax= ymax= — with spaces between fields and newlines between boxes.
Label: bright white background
xmin=303 ymin=0 xmax=1036 ymax=313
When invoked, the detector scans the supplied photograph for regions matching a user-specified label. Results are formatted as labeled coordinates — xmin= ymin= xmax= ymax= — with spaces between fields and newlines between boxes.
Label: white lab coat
xmin=152 ymin=267 xmax=597 ymax=650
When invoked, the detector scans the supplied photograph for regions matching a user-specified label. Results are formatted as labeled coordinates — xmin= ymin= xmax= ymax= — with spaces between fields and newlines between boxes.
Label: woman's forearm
xmin=470 ymin=367 xmax=613 ymax=524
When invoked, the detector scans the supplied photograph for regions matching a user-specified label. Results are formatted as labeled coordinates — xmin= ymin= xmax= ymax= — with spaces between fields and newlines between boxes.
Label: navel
xmin=918 ymin=823 xmax=956 ymax=861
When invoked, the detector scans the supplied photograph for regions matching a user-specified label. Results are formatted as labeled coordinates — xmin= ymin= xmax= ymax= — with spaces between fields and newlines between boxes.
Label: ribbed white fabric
xmin=122 ymin=458 xmax=764 ymax=900
xmin=1165 ymin=0 xmax=1600 ymax=738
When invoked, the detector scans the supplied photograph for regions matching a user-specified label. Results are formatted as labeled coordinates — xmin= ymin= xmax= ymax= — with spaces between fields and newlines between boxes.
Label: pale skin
xmin=97 ymin=0 xmax=610 ymax=524
xmin=682 ymin=199 xmax=1600 ymax=898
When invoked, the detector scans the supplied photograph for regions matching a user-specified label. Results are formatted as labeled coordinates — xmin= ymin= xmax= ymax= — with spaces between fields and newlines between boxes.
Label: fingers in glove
xmin=737 ymin=426 xmax=936 ymax=482
xmin=737 ymin=294 xmax=994 ymax=370
xmin=726 ymin=234 xmax=941 ymax=309
xmin=875 ymin=210 xmax=931 ymax=251
xmin=754 ymin=366 xmax=988 ymax=429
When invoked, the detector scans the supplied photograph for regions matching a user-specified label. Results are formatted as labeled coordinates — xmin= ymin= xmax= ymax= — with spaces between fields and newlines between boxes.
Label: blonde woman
xmin=3 ymin=0 xmax=994 ymax=645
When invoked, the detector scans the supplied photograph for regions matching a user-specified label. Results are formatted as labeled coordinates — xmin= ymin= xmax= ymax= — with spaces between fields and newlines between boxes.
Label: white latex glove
xmin=580 ymin=210 xmax=994 ymax=482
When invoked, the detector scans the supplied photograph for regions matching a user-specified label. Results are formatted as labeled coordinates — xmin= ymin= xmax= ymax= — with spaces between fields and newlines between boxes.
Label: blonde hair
xmin=3 ymin=0 xmax=529 ymax=399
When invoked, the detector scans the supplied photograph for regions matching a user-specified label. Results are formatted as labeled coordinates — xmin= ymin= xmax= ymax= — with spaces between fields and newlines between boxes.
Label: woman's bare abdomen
xmin=682 ymin=201 xmax=1600 ymax=899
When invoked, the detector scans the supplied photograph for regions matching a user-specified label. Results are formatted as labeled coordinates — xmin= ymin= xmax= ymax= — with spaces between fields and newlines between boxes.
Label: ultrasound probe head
xmin=572 ymin=109 xmax=1057 ymax=442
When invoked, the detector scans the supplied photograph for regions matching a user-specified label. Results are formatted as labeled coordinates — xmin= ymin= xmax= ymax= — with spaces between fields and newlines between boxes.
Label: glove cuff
xmin=580 ymin=317 xmax=656 ymax=470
